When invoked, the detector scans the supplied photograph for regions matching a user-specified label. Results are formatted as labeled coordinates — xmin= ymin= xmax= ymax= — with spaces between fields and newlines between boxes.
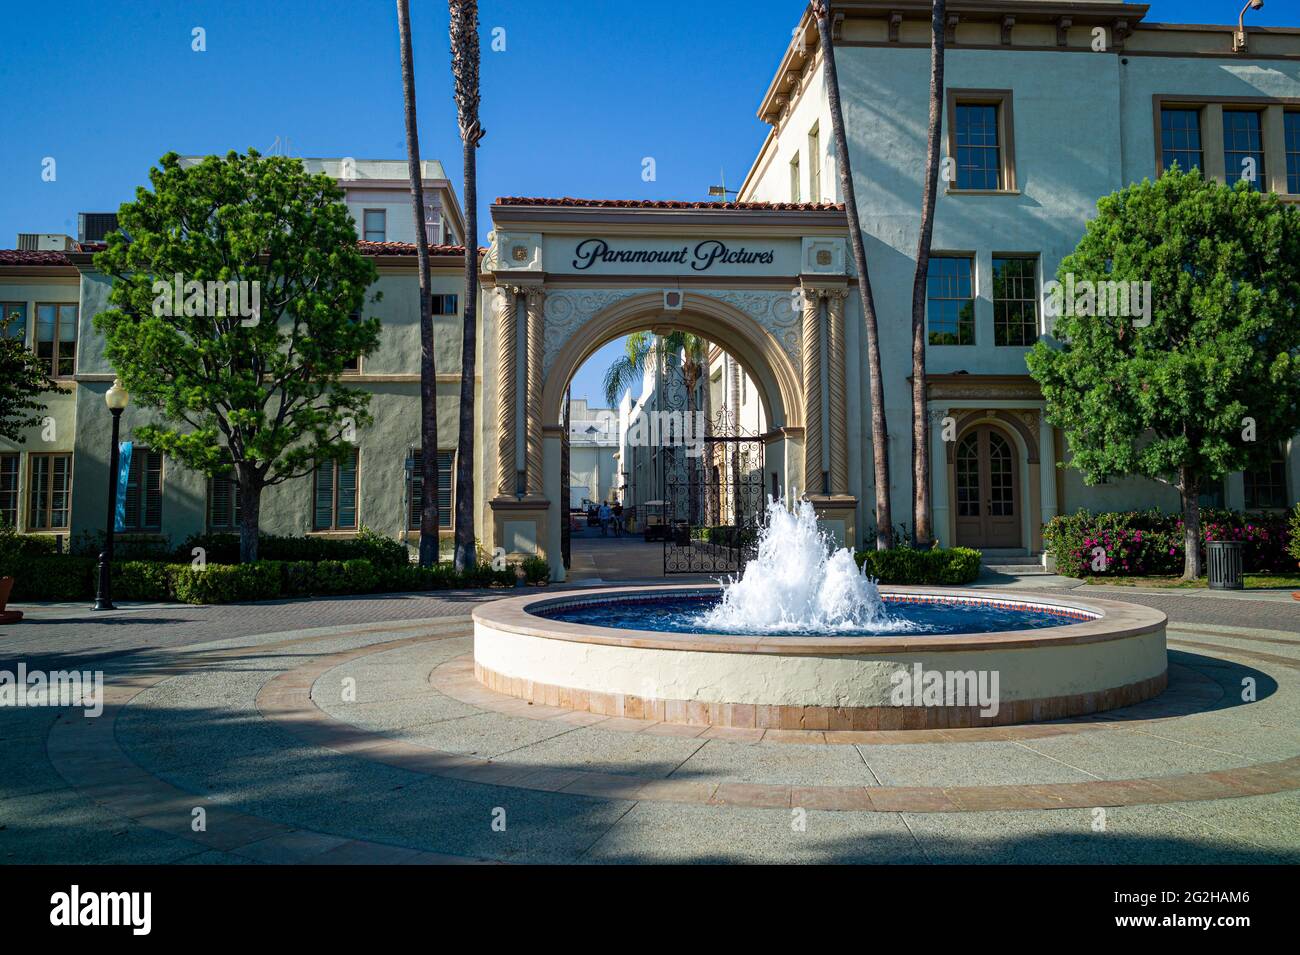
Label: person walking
xmin=598 ymin=501 xmax=612 ymax=537
xmin=612 ymin=501 xmax=624 ymax=537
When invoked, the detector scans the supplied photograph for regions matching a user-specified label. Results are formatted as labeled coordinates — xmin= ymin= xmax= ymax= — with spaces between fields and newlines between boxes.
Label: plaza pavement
xmin=2 ymin=557 xmax=1299 ymax=864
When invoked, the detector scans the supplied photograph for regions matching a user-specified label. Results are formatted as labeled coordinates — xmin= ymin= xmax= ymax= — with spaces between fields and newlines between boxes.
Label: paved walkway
xmin=2 ymin=582 xmax=1299 ymax=864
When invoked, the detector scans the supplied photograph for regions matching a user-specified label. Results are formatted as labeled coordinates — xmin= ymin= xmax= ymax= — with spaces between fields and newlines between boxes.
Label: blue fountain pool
xmin=533 ymin=591 xmax=1097 ymax=638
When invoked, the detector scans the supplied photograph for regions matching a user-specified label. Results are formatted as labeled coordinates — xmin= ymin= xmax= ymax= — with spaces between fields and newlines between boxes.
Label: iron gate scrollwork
xmin=663 ymin=408 xmax=765 ymax=574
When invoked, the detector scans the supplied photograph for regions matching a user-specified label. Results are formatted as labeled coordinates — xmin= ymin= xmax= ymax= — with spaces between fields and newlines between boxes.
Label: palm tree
xmin=909 ymin=0 xmax=946 ymax=548
xmin=396 ymin=0 xmax=440 ymax=566
xmin=448 ymin=0 xmax=485 ymax=572
xmin=813 ymin=2 xmax=893 ymax=549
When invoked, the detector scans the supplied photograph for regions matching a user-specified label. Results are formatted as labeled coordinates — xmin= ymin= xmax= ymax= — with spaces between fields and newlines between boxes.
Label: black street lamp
xmin=94 ymin=378 xmax=129 ymax=611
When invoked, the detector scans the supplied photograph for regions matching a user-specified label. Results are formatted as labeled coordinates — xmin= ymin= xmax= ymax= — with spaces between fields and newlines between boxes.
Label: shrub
xmin=171 ymin=561 xmax=282 ymax=604
xmin=1043 ymin=508 xmax=1294 ymax=577
xmin=8 ymin=555 xmax=97 ymax=601
xmin=0 ymin=524 xmax=60 ymax=580
xmin=1289 ymin=503 xmax=1300 ymax=567
xmin=113 ymin=561 xmax=179 ymax=601
xmin=854 ymin=547 xmax=982 ymax=585
xmin=520 ymin=555 xmax=550 ymax=585
xmin=177 ymin=525 xmax=408 ymax=568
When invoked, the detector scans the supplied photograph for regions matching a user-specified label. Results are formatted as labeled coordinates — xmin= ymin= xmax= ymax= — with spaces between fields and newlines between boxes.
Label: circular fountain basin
xmin=471 ymin=586 xmax=1168 ymax=729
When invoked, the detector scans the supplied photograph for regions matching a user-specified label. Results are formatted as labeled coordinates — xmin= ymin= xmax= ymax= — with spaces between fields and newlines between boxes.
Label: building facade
xmin=3 ymin=2 xmax=1298 ymax=579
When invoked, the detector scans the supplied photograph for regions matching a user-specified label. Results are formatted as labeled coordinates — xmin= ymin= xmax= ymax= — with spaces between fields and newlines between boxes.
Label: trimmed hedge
xmin=854 ymin=547 xmax=982 ymax=585
xmin=6 ymin=554 xmax=532 ymax=604
xmin=1289 ymin=503 xmax=1300 ymax=566
xmin=1043 ymin=508 xmax=1294 ymax=577
xmin=177 ymin=526 xmax=408 ymax=568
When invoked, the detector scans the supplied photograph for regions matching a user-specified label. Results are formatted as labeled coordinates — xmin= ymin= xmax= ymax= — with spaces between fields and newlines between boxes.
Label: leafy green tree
xmin=1028 ymin=167 xmax=1300 ymax=579
xmin=94 ymin=151 xmax=381 ymax=562
xmin=0 ymin=311 xmax=67 ymax=443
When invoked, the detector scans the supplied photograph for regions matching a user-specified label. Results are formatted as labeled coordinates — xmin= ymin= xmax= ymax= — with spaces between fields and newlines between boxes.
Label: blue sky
xmin=3 ymin=0 xmax=1297 ymax=403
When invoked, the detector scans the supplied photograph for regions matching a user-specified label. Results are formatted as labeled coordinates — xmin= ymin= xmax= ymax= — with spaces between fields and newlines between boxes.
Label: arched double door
xmin=954 ymin=425 xmax=1021 ymax=549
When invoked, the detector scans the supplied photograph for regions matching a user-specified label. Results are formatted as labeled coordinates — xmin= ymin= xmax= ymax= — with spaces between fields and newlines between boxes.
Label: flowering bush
xmin=1289 ymin=503 xmax=1300 ymax=567
xmin=1043 ymin=508 xmax=1294 ymax=578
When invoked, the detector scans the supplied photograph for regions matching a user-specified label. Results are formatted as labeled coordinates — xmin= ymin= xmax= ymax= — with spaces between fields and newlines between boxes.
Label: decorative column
xmin=800 ymin=286 xmax=824 ymax=496
xmin=1037 ymin=410 xmax=1058 ymax=524
xmin=825 ymin=288 xmax=849 ymax=495
xmin=524 ymin=287 xmax=546 ymax=497
xmin=495 ymin=286 xmax=519 ymax=498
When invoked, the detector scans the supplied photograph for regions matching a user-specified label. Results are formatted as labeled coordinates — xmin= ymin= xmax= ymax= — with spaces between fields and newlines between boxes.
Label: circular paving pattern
xmin=27 ymin=606 xmax=1300 ymax=863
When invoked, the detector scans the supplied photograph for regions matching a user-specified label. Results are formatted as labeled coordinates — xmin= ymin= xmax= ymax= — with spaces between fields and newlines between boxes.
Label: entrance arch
xmin=540 ymin=292 xmax=801 ymax=432
xmin=538 ymin=293 xmax=802 ymax=581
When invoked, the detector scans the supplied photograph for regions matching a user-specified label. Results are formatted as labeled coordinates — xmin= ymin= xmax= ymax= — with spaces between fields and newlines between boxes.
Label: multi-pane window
xmin=121 ymin=447 xmax=163 ymax=531
xmin=431 ymin=294 xmax=459 ymax=315
xmin=1223 ymin=111 xmax=1266 ymax=191
xmin=955 ymin=434 xmax=980 ymax=517
xmin=363 ymin=209 xmax=387 ymax=243
xmin=1285 ymin=112 xmax=1300 ymax=195
xmin=407 ymin=449 xmax=454 ymax=530
xmin=208 ymin=471 xmax=242 ymax=530
xmin=808 ymin=125 xmax=821 ymax=202
xmin=1244 ymin=446 xmax=1288 ymax=509
xmin=1160 ymin=108 xmax=1203 ymax=174
xmin=35 ymin=304 xmax=77 ymax=377
xmin=954 ymin=104 xmax=1002 ymax=190
xmin=992 ymin=257 xmax=1039 ymax=346
xmin=28 ymin=453 xmax=72 ymax=530
xmin=789 ymin=154 xmax=801 ymax=203
xmin=0 ymin=454 xmax=18 ymax=527
xmin=926 ymin=257 xmax=975 ymax=346
xmin=314 ymin=449 xmax=359 ymax=530
xmin=2 ymin=303 xmax=26 ymax=341
xmin=342 ymin=310 xmax=362 ymax=373
xmin=988 ymin=431 xmax=1014 ymax=516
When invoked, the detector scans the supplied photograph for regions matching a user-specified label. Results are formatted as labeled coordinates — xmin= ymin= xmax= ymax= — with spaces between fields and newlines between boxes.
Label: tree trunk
xmin=814 ymin=3 xmax=893 ymax=549
xmin=397 ymin=0 xmax=440 ymax=567
xmin=449 ymin=0 xmax=484 ymax=573
xmin=909 ymin=0 xmax=945 ymax=550
xmin=1179 ymin=467 xmax=1203 ymax=580
xmin=236 ymin=469 xmax=261 ymax=564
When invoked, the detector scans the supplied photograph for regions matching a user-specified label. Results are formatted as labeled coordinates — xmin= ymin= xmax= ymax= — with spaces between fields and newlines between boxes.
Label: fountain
xmin=472 ymin=498 xmax=1168 ymax=729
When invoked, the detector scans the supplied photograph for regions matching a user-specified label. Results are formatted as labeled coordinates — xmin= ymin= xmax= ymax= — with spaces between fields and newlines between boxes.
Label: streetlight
xmin=94 ymin=378 xmax=129 ymax=611
xmin=1234 ymin=0 xmax=1264 ymax=53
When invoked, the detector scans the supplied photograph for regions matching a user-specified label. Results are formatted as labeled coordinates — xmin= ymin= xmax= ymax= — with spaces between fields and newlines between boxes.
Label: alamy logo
xmin=50 ymin=885 xmax=151 ymax=935
xmin=624 ymin=410 xmax=706 ymax=458
xmin=152 ymin=273 xmax=261 ymax=326
xmin=1044 ymin=273 xmax=1152 ymax=326
xmin=889 ymin=663 xmax=1001 ymax=717
xmin=0 ymin=664 xmax=103 ymax=717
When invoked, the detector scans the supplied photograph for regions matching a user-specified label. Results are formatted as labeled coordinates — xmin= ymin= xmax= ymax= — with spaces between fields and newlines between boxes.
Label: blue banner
xmin=114 ymin=442 xmax=132 ymax=532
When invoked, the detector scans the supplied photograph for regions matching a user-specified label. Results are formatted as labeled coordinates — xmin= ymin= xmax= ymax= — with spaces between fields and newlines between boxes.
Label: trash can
xmin=1206 ymin=540 xmax=1244 ymax=590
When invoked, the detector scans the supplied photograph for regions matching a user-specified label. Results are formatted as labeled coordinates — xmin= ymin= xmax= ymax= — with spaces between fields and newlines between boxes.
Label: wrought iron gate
xmin=663 ymin=409 xmax=765 ymax=574
xmin=560 ymin=388 xmax=571 ymax=570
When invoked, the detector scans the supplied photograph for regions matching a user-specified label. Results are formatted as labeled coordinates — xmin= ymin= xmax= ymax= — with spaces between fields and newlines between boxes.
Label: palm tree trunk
xmin=449 ymin=0 xmax=485 ymax=572
xmin=814 ymin=3 xmax=893 ymax=549
xmin=909 ymin=0 xmax=946 ymax=549
xmin=397 ymin=0 xmax=440 ymax=566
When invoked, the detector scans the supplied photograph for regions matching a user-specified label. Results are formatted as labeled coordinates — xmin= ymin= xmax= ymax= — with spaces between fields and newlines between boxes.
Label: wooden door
xmin=954 ymin=426 xmax=1021 ymax=549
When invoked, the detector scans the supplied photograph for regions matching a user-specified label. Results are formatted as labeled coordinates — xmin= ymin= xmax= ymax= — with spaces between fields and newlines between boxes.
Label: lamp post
xmin=1234 ymin=0 xmax=1264 ymax=53
xmin=94 ymin=379 xmax=129 ymax=611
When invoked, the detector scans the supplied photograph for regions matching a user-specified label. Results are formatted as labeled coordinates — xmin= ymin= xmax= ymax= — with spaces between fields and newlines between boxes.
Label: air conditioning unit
xmin=77 ymin=213 xmax=119 ymax=244
xmin=16 ymin=233 xmax=76 ymax=251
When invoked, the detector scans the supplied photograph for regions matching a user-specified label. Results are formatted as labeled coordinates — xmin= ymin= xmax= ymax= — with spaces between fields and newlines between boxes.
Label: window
xmin=208 ymin=471 xmax=242 ymax=530
xmin=808 ymin=124 xmax=821 ymax=202
xmin=1244 ymin=446 xmax=1288 ymax=509
xmin=0 ymin=454 xmax=18 ymax=527
xmin=314 ymin=449 xmax=359 ymax=530
xmin=926 ymin=257 xmax=975 ymax=346
xmin=1160 ymin=108 xmax=1203 ymax=174
xmin=122 ymin=447 xmax=163 ymax=531
xmin=2 ymin=303 xmax=26 ymax=341
xmin=1223 ymin=111 xmax=1266 ymax=191
xmin=1286 ymin=112 xmax=1300 ymax=195
xmin=789 ymin=153 xmax=801 ymax=203
xmin=28 ymin=453 xmax=72 ymax=530
xmin=35 ymin=304 xmax=77 ymax=377
xmin=992 ymin=256 xmax=1038 ymax=346
xmin=431 ymin=294 xmax=459 ymax=315
xmin=1197 ymin=482 xmax=1225 ymax=510
xmin=407 ymin=449 xmax=454 ymax=530
xmin=947 ymin=92 xmax=1015 ymax=192
xmin=363 ymin=209 xmax=387 ymax=243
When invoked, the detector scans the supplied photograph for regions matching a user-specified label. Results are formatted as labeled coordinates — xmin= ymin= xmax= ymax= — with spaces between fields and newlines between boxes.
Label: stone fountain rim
xmin=471 ymin=584 xmax=1167 ymax=656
